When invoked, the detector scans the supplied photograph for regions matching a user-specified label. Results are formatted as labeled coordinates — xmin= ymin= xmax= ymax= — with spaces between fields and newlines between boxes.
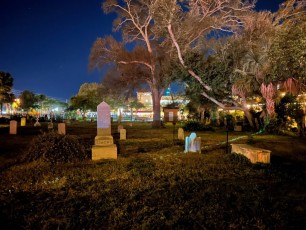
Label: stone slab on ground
xmin=231 ymin=144 xmax=271 ymax=163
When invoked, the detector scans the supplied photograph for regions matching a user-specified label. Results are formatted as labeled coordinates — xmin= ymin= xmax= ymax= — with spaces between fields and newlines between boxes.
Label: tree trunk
xmin=151 ymin=87 xmax=162 ymax=128
xmin=243 ymin=108 xmax=255 ymax=130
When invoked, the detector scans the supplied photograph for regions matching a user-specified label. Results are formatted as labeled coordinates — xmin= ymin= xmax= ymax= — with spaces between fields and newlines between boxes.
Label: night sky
xmin=0 ymin=0 xmax=285 ymax=101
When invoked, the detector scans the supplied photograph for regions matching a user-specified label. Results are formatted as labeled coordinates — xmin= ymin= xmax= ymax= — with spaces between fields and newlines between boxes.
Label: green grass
xmin=0 ymin=121 xmax=306 ymax=228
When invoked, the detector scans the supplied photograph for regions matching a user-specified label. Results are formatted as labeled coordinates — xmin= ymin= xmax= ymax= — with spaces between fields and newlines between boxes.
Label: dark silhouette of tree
xmin=0 ymin=71 xmax=14 ymax=115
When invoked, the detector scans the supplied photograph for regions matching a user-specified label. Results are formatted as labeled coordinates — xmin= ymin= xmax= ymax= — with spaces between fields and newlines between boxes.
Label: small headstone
xmin=178 ymin=128 xmax=184 ymax=140
xmin=21 ymin=117 xmax=26 ymax=126
xmin=118 ymin=125 xmax=124 ymax=133
xmin=9 ymin=120 xmax=17 ymax=134
xmin=185 ymin=132 xmax=201 ymax=153
xmin=58 ymin=123 xmax=66 ymax=135
xmin=120 ymin=128 xmax=126 ymax=140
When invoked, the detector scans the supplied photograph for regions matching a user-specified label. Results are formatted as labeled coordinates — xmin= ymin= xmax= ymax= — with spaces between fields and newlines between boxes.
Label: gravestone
xmin=231 ymin=144 xmax=270 ymax=163
xmin=184 ymin=132 xmax=201 ymax=153
xmin=58 ymin=123 xmax=66 ymax=135
xmin=120 ymin=128 xmax=126 ymax=140
xmin=9 ymin=120 xmax=17 ymax=134
xmin=21 ymin=117 xmax=26 ymax=126
xmin=118 ymin=125 xmax=124 ymax=133
xmin=92 ymin=101 xmax=117 ymax=160
xmin=178 ymin=128 xmax=184 ymax=140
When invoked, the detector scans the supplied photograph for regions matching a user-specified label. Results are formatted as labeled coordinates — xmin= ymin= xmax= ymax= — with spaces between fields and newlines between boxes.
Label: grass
xmin=1 ymin=121 xmax=306 ymax=229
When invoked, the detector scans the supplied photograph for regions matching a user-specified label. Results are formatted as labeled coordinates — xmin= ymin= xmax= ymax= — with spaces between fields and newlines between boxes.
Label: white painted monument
xmin=92 ymin=102 xmax=117 ymax=160
xmin=9 ymin=120 xmax=17 ymax=135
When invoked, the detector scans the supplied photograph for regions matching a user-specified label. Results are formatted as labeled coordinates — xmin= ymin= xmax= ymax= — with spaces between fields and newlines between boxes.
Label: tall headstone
xmin=58 ymin=123 xmax=66 ymax=135
xmin=92 ymin=102 xmax=117 ymax=160
xmin=9 ymin=120 xmax=17 ymax=135
xmin=120 ymin=129 xmax=126 ymax=140
xmin=178 ymin=128 xmax=184 ymax=140
xmin=21 ymin=117 xmax=26 ymax=126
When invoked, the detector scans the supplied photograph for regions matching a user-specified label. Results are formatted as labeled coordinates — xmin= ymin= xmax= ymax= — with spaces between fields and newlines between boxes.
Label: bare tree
xmin=90 ymin=1 xmax=173 ymax=128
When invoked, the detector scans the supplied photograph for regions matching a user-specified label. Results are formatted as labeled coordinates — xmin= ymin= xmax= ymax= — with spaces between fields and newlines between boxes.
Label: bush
xmin=227 ymin=153 xmax=252 ymax=166
xmin=23 ymin=132 xmax=87 ymax=164
xmin=182 ymin=120 xmax=214 ymax=132
xmin=127 ymin=157 xmax=156 ymax=177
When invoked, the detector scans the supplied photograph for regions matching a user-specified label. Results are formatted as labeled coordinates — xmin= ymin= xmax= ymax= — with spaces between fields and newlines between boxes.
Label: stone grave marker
xmin=9 ymin=120 xmax=17 ymax=134
xmin=92 ymin=101 xmax=117 ymax=160
xmin=184 ymin=132 xmax=201 ymax=153
xmin=120 ymin=128 xmax=126 ymax=140
xmin=58 ymin=123 xmax=66 ymax=135
xmin=178 ymin=128 xmax=184 ymax=140
xmin=21 ymin=117 xmax=26 ymax=126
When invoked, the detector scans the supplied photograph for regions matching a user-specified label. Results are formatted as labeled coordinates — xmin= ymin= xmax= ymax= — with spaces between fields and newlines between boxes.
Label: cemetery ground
xmin=0 ymin=122 xmax=306 ymax=229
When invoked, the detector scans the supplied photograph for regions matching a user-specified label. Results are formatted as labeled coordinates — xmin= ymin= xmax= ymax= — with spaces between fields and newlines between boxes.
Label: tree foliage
xmin=19 ymin=90 xmax=38 ymax=111
xmin=0 ymin=71 xmax=14 ymax=114
xmin=70 ymin=83 xmax=101 ymax=111
xmin=90 ymin=0 xmax=175 ymax=127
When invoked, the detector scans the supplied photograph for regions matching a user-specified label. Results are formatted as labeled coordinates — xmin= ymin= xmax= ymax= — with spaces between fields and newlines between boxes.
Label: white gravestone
xmin=92 ymin=102 xmax=117 ymax=160
xmin=9 ymin=120 xmax=17 ymax=134
xmin=184 ymin=132 xmax=201 ymax=153
xmin=120 ymin=128 xmax=126 ymax=140
xmin=58 ymin=123 xmax=66 ymax=135
xmin=178 ymin=128 xmax=184 ymax=140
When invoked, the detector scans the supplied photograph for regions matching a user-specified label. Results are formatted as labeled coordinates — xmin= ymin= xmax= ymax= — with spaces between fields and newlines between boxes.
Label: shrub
xmin=227 ymin=153 xmax=252 ymax=166
xmin=182 ymin=120 xmax=214 ymax=132
xmin=23 ymin=132 xmax=87 ymax=164
xmin=127 ymin=157 xmax=156 ymax=177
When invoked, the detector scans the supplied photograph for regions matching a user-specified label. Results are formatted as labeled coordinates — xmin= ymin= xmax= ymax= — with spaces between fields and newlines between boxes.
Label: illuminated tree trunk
xmin=151 ymin=87 xmax=162 ymax=128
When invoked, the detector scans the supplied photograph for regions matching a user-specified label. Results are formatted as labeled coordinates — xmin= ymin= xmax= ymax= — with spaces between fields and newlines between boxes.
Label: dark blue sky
xmin=0 ymin=0 xmax=285 ymax=101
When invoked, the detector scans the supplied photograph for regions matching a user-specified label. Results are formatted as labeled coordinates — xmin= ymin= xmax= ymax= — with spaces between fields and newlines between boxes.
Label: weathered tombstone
xmin=21 ymin=117 xmax=26 ymax=126
xmin=184 ymin=132 xmax=201 ymax=153
xmin=178 ymin=128 xmax=184 ymax=140
xmin=58 ymin=123 xmax=66 ymax=135
xmin=92 ymin=101 xmax=117 ymax=160
xmin=9 ymin=120 xmax=17 ymax=134
xmin=118 ymin=125 xmax=124 ymax=133
xmin=120 ymin=128 xmax=126 ymax=140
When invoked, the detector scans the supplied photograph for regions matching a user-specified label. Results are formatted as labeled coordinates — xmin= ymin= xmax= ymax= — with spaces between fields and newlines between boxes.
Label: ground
xmin=0 ymin=121 xmax=306 ymax=228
